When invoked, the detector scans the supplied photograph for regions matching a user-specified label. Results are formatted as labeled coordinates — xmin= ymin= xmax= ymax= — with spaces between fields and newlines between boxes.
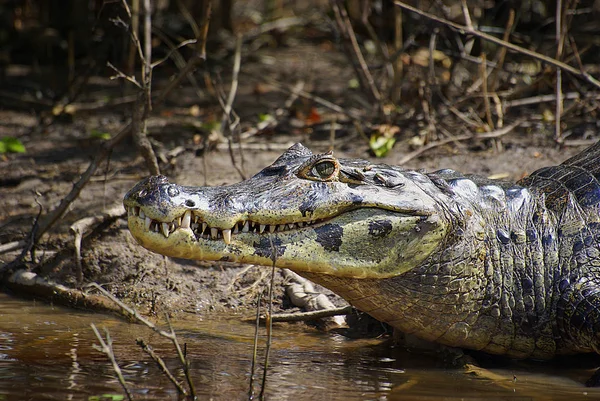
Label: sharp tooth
xmin=233 ymin=225 xmax=239 ymax=234
xmin=288 ymin=224 xmax=295 ymax=230
xmin=177 ymin=216 xmax=182 ymax=227
xmin=181 ymin=211 xmax=192 ymax=229
xmin=277 ymin=224 xmax=286 ymax=231
xmin=210 ymin=227 xmax=218 ymax=239
xmin=269 ymin=225 xmax=276 ymax=233
xmin=242 ymin=221 xmax=250 ymax=232
xmin=202 ymin=222 xmax=208 ymax=233
xmin=222 ymin=229 xmax=232 ymax=244
xmin=259 ymin=224 xmax=266 ymax=234
xmin=139 ymin=210 xmax=146 ymax=220
xmin=161 ymin=223 xmax=170 ymax=238
xmin=145 ymin=217 xmax=152 ymax=231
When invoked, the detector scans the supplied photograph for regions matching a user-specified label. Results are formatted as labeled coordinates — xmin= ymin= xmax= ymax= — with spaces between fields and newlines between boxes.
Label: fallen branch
xmin=5 ymin=270 xmax=125 ymax=315
xmin=70 ymin=204 xmax=125 ymax=285
xmin=270 ymin=305 xmax=353 ymax=323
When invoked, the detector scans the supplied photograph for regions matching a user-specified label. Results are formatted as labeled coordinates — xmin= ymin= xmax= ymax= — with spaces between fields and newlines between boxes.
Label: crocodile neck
xmin=299 ymin=170 xmax=565 ymax=359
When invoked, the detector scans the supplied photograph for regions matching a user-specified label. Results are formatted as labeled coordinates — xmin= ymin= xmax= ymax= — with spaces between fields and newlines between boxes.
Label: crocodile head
xmin=123 ymin=143 xmax=451 ymax=279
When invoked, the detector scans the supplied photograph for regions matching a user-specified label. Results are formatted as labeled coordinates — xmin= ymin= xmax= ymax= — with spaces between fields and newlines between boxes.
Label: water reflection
xmin=0 ymin=292 xmax=598 ymax=400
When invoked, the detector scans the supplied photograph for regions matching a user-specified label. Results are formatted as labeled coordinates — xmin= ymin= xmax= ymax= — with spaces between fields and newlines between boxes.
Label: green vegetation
xmin=0 ymin=137 xmax=25 ymax=154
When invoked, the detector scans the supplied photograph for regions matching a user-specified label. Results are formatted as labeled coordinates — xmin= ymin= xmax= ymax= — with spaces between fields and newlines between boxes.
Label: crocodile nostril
xmin=185 ymin=199 xmax=195 ymax=207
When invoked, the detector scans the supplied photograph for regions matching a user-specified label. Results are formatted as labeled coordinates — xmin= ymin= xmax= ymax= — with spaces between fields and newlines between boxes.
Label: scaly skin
xmin=123 ymin=142 xmax=600 ymax=361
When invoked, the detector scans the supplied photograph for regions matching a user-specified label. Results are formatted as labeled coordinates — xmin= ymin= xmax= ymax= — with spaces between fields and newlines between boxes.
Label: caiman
xmin=123 ymin=142 xmax=600 ymax=380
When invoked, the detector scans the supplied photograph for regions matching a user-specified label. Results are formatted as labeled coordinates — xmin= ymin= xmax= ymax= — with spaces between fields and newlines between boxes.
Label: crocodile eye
xmin=312 ymin=161 xmax=336 ymax=179
xmin=298 ymin=155 xmax=340 ymax=182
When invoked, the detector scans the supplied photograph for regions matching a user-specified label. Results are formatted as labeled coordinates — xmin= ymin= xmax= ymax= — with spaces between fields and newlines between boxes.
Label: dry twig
xmin=155 ymin=1 xmax=211 ymax=105
xmin=248 ymin=292 xmax=262 ymax=400
xmin=216 ymin=34 xmax=246 ymax=180
xmin=270 ymin=306 xmax=354 ymax=322
xmin=331 ymin=0 xmax=382 ymax=105
xmin=91 ymin=324 xmax=134 ymax=401
xmin=398 ymin=119 xmax=523 ymax=165
xmin=137 ymin=339 xmax=189 ymax=397
xmin=480 ymin=53 xmax=494 ymax=130
xmin=70 ymin=204 xmax=125 ymax=285
xmin=259 ymin=264 xmax=276 ymax=400
xmin=89 ymin=283 xmax=197 ymax=398
xmin=488 ymin=9 xmax=515 ymax=90
xmin=128 ymin=0 xmax=160 ymax=176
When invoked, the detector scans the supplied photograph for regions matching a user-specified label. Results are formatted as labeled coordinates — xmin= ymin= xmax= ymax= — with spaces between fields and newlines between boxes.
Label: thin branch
xmin=269 ymin=306 xmax=354 ymax=322
xmin=120 ymin=0 xmax=145 ymax=63
xmin=137 ymin=338 xmax=189 ymax=397
xmin=489 ymin=8 xmax=515 ymax=90
xmin=393 ymin=1 xmax=600 ymax=89
xmin=216 ymin=35 xmax=245 ymax=180
xmin=248 ymin=292 xmax=261 ymax=400
xmin=504 ymin=91 xmax=600 ymax=107
xmin=259 ymin=264 xmax=276 ymax=400
xmin=480 ymin=53 xmax=494 ymax=130
xmin=155 ymin=1 xmax=211 ymax=105
xmin=555 ymin=0 xmax=565 ymax=140
xmin=91 ymin=324 xmax=134 ymax=401
xmin=129 ymin=0 xmax=160 ymax=176
xmin=460 ymin=0 xmax=473 ymax=30
xmin=107 ymin=61 xmax=142 ymax=88
xmin=150 ymin=38 xmax=197 ymax=68
xmin=398 ymin=119 xmax=523 ymax=165
xmin=331 ymin=0 xmax=382 ymax=104
xmin=253 ymin=74 xmax=361 ymax=121
xmin=88 ymin=283 xmax=197 ymax=397
xmin=142 ymin=0 xmax=152 ymax=112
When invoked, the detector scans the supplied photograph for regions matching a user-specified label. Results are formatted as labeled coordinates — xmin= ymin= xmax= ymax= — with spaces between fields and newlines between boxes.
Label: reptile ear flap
xmin=270 ymin=143 xmax=314 ymax=168
xmin=287 ymin=143 xmax=313 ymax=157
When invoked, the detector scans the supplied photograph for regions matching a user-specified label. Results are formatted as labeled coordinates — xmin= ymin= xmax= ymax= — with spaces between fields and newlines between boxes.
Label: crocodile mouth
xmin=126 ymin=206 xmax=327 ymax=245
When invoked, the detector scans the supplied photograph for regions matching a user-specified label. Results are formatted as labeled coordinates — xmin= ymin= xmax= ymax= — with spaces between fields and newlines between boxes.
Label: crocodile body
xmin=124 ymin=142 xmax=600 ymax=360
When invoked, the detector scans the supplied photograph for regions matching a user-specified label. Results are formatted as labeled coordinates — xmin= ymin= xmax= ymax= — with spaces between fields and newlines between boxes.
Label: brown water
xmin=0 ymin=293 xmax=598 ymax=401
